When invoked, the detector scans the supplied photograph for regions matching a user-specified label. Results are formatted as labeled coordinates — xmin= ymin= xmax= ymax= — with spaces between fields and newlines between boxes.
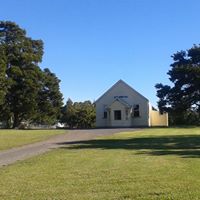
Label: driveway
xmin=0 ymin=128 xmax=140 ymax=167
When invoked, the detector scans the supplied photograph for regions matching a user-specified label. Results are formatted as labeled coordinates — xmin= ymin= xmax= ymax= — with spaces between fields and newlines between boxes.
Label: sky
xmin=1 ymin=0 xmax=200 ymax=106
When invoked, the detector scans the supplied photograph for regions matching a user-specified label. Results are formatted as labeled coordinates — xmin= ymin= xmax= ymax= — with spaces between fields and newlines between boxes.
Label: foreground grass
xmin=0 ymin=128 xmax=200 ymax=200
xmin=0 ymin=129 xmax=66 ymax=151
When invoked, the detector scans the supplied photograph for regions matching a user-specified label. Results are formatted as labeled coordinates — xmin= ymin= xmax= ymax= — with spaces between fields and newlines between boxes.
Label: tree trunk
xmin=13 ymin=113 xmax=20 ymax=128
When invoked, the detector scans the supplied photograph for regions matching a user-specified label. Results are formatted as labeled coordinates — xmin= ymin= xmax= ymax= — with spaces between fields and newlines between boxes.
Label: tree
xmin=61 ymin=99 xmax=96 ymax=128
xmin=36 ymin=68 xmax=63 ymax=125
xmin=155 ymin=45 xmax=200 ymax=125
xmin=61 ymin=99 xmax=76 ymax=128
xmin=0 ymin=28 xmax=7 ymax=105
xmin=74 ymin=101 xmax=96 ymax=129
xmin=0 ymin=21 xmax=63 ymax=128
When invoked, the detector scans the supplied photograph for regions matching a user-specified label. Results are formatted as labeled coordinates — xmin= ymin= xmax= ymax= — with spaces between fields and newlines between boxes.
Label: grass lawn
xmin=0 ymin=128 xmax=200 ymax=200
xmin=0 ymin=129 xmax=66 ymax=151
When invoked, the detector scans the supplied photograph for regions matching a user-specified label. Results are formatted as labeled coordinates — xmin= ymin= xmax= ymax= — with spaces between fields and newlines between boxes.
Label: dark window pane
xmin=134 ymin=105 xmax=140 ymax=117
xmin=103 ymin=111 xmax=107 ymax=119
xmin=114 ymin=110 xmax=121 ymax=120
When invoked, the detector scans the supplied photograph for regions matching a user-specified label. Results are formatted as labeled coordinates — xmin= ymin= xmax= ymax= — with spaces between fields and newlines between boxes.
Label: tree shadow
xmin=57 ymin=135 xmax=200 ymax=158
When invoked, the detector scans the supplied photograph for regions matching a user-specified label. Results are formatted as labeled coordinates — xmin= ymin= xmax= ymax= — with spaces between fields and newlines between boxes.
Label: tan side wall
xmin=150 ymin=110 xmax=168 ymax=127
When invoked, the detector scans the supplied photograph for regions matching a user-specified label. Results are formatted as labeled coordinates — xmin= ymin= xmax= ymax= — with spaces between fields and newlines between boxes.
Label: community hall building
xmin=95 ymin=80 xmax=168 ymax=128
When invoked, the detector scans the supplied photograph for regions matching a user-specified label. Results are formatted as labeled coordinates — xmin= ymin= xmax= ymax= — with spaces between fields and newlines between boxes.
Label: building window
xmin=103 ymin=111 xmax=107 ymax=119
xmin=133 ymin=105 xmax=140 ymax=117
xmin=114 ymin=110 xmax=121 ymax=120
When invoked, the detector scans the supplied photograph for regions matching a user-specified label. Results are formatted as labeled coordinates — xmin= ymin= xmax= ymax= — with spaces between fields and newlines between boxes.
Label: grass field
xmin=0 ymin=129 xmax=66 ymax=151
xmin=0 ymin=128 xmax=200 ymax=200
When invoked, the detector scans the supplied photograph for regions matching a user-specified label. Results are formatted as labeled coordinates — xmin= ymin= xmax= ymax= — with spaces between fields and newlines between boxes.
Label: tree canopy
xmin=61 ymin=99 xmax=96 ymax=129
xmin=155 ymin=45 xmax=200 ymax=125
xmin=0 ymin=21 xmax=63 ymax=128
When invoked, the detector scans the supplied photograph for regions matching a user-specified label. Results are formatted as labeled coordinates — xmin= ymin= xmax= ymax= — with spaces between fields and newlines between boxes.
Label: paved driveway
xmin=0 ymin=128 xmax=140 ymax=167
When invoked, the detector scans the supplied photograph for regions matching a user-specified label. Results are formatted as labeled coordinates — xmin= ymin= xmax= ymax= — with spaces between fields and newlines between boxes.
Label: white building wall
xmin=109 ymin=100 xmax=132 ymax=127
xmin=95 ymin=81 xmax=149 ymax=127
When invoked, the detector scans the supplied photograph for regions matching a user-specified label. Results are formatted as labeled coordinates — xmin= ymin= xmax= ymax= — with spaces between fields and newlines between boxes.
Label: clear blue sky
xmin=1 ymin=0 xmax=200 ymax=106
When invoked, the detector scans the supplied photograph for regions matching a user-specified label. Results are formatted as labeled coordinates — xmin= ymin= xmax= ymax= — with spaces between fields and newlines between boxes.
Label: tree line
xmin=1 ymin=21 xmax=199 ymax=128
xmin=61 ymin=99 xmax=96 ymax=128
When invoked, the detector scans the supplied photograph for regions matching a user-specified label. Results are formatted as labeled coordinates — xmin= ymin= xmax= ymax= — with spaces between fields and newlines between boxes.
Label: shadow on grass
xmin=57 ymin=135 xmax=200 ymax=158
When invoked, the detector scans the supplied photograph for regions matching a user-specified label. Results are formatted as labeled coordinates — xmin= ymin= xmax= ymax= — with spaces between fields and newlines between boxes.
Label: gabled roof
xmin=107 ymin=98 xmax=132 ymax=109
xmin=95 ymin=80 xmax=149 ymax=103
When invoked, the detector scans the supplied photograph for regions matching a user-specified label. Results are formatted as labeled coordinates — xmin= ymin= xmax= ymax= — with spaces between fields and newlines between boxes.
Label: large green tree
xmin=0 ymin=21 xmax=63 ymax=128
xmin=155 ymin=45 xmax=200 ymax=125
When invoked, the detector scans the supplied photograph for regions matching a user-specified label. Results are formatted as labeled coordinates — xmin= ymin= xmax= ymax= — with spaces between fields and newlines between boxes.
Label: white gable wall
xmin=95 ymin=81 xmax=150 ymax=127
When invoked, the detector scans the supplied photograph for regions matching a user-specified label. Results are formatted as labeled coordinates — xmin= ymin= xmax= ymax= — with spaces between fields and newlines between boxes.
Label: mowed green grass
xmin=0 ymin=129 xmax=66 ymax=151
xmin=0 ymin=128 xmax=200 ymax=200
